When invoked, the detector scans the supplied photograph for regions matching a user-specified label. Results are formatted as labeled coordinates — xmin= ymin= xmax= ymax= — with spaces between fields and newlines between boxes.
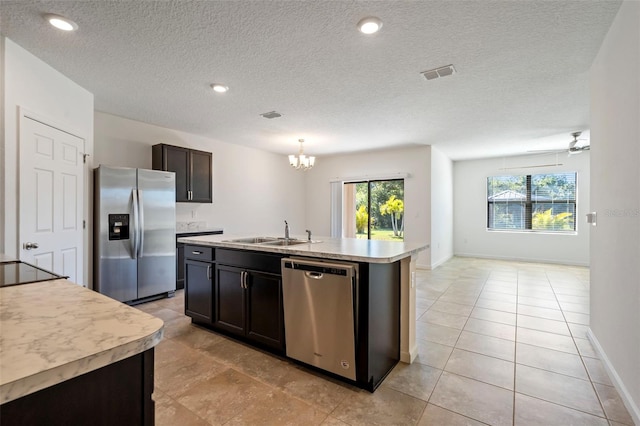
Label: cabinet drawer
xmin=216 ymin=249 xmax=282 ymax=274
xmin=185 ymin=245 xmax=213 ymax=261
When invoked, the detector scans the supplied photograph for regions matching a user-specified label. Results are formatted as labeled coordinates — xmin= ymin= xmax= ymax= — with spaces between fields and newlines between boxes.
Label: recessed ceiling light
xmin=357 ymin=17 xmax=383 ymax=34
xmin=44 ymin=14 xmax=78 ymax=31
xmin=210 ymin=84 xmax=229 ymax=93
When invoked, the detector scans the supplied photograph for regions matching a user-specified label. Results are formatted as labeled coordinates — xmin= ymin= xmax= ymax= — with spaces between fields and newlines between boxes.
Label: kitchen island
xmin=177 ymin=234 xmax=426 ymax=391
xmin=0 ymin=277 xmax=164 ymax=425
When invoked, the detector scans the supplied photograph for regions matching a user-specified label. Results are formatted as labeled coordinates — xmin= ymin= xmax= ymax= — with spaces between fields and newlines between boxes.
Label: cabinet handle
xmin=207 ymin=265 xmax=211 ymax=280
xmin=192 ymin=250 xmax=203 ymax=255
xmin=241 ymin=271 xmax=248 ymax=289
xmin=188 ymin=190 xmax=192 ymax=201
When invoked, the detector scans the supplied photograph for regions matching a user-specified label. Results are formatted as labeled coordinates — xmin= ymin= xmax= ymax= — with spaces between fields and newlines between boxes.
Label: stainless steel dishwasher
xmin=281 ymin=258 xmax=359 ymax=381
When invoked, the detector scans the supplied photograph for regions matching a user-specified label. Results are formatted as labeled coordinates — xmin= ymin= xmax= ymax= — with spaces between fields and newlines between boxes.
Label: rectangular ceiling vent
xmin=421 ymin=64 xmax=456 ymax=81
xmin=260 ymin=111 xmax=282 ymax=119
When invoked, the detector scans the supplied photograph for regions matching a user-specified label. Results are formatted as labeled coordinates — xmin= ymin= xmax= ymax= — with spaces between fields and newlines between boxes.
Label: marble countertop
xmin=178 ymin=234 xmax=428 ymax=263
xmin=0 ymin=279 xmax=164 ymax=404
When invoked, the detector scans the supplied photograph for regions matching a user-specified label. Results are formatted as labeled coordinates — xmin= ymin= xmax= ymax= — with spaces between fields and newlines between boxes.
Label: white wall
xmin=94 ymin=112 xmax=306 ymax=237
xmin=305 ymin=145 xmax=431 ymax=268
xmin=431 ymin=146 xmax=453 ymax=268
xmin=589 ymin=0 xmax=640 ymax=421
xmin=2 ymin=38 xmax=94 ymax=285
xmin=453 ymin=152 xmax=590 ymax=266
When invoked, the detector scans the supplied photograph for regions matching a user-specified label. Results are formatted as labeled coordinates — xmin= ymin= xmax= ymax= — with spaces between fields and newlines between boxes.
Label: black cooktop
xmin=0 ymin=261 xmax=65 ymax=288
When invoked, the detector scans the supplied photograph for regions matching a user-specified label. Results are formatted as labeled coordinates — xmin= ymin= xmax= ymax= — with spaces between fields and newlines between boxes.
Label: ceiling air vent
xmin=260 ymin=111 xmax=282 ymax=119
xmin=421 ymin=64 xmax=456 ymax=81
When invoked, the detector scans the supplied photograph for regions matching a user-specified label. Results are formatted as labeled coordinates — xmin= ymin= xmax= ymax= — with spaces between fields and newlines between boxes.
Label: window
xmin=343 ymin=179 xmax=404 ymax=241
xmin=487 ymin=172 xmax=577 ymax=232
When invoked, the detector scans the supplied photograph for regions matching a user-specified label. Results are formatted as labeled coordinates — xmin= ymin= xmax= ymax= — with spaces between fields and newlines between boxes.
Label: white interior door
xmin=19 ymin=115 xmax=85 ymax=284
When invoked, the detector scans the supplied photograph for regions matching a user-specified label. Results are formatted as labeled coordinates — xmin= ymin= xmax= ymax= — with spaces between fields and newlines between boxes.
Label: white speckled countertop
xmin=177 ymin=234 xmax=427 ymax=263
xmin=0 ymin=279 xmax=164 ymax=404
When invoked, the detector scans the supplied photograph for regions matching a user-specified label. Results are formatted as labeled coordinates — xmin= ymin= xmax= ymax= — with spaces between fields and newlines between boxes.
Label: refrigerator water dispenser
xmin=108 ymin=214 xmax=130 ymax=240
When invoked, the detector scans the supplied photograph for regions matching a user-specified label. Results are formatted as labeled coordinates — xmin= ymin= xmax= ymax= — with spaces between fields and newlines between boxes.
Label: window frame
xmin=487 ymin=172 xmax=577 ymax=234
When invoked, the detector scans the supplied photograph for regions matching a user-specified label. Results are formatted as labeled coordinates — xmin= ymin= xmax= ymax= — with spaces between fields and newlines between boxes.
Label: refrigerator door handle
xmin=130 ymin=188 xmax=139 ymax=259
xmin=137 ymin=189 xmax=145 ymax=258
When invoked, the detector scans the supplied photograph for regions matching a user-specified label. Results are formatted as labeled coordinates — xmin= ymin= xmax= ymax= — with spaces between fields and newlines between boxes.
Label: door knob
xmin=23 ymin=242 xmax=39 ymax=250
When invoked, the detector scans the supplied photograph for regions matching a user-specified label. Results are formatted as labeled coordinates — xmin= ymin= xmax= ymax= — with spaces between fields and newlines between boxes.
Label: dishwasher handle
xmin=305 ymin=271 xmax=324 ymax=280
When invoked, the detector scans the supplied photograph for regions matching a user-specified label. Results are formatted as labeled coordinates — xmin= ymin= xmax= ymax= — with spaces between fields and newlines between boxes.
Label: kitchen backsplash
xmin=176 ymin=221 xmax=208 ymax=231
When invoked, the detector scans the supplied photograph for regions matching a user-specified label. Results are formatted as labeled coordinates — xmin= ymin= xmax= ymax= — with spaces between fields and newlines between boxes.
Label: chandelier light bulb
xmin=288 ymin=139 xmax=316 ymax=171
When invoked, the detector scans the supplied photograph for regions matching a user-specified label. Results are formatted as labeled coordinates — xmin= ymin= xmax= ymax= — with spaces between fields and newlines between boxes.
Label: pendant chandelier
xmin=288 ymin=139 xmax=315 ymax=171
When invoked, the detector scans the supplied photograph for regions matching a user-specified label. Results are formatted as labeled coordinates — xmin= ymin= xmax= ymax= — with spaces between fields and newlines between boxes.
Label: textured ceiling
xmin=0 ymin=0 xmax=622 ymax=160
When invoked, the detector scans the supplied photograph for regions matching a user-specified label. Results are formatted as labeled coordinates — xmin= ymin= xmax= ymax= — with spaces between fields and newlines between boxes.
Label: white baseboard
xmin=454 ymin=252 xmax=590 ymax=267
xmin=400 ymin=342 xmax=418 ymax=364
xmin=587 ymin=329 xmax=640 ymax=425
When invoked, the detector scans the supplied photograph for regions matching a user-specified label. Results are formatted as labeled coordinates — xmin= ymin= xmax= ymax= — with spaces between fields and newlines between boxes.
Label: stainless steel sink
xmin=225 ymin=237 xmax=278 ymax=244
xmin=261 ymin=239 xmax=309 ymax=246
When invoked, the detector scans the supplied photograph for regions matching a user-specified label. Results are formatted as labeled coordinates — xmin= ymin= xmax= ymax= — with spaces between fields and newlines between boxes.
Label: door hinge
xmin=83 ymin=220 xmax=86 ymax=229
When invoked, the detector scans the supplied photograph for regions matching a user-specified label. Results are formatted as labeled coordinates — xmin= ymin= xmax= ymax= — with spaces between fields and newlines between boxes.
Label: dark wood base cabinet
xmin=183 ymin=245 xmax=401 ymax=392
xmin=0 ymin=349 xmax=155 ymax=426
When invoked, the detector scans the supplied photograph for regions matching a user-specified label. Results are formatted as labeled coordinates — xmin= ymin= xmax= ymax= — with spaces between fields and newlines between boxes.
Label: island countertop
xmin=177 ymin=234 xmax=427 ymax=263
xmin=0 ymin=279 xmax=164 ymax=404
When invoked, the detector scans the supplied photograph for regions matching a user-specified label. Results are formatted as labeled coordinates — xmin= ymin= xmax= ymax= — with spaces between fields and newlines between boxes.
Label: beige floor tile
xmin=225 ymin=388 xmax=328 ymax=425
xmin=430 ymin=371 xmax=513 ymax=426
xmin=593 ymin=383 xmax=635 ymax=425
xmin=517 ymin=314 xmax=571 ymax=336
xmin=320 ymin=416 xmax=351 ymax=425
xmin=515 ymin=364 xmax=603 ymax=417
xmin=429 ymin=300 xmax=474 ymax=316
xmin=444 ymin=348 xmax=514 ymax=390
xmin=464 ymin=317 xmax=516 ymax=341
xmin=199 ymin=335 xmax=259 ymax=366
xmin=583 ymin=357 xmax=613 ymax=386
xmin=274 ymin=366 xmax=356 ymax=412
xmin=414 ymin=340 xmax=454 ymax=369
xmin=516 ymin=327 xmax=578 ymax=354
xmin=382 ymin=361 xmax=442 ymax=401
xmin=438 ymin=293 xmax=479 ymax=306
xmin=176 ymin=368 xmax=274 ymax=425
xmin=514 ymin=393 xmax=608 ymax=426
xmin=418 ymin=404 xmax=486 ymax=426
xmin=455 ymin=330 xmax=515 ymax=361
xmin=518 ymin=295 xmax=560 ymax=310
xmin=475 ymin=298 xmax=517 ymax=313
xmin=559 ymin=300 xmax=590 ymax=314
xmin=162 ymin=315 xmax=195 ymax=339
xmin=155 ymin=351 xmax=229 ymax=398
xmin=419 ymin=309 xmax=469 ymax=330
xmin=332 ymin=386 xmax=426 ymax=426
xmin=568 ymin=322 xmax=590 ymax=339
xmin=154 ymin=389 xmax=211 ymax=426
xmin=574 ymin=337 xmax=599 ymax=358
xmin=171 ymin=324 xmax=226 ymax=351
xmin=517 ymin=287 xmax=556 ymax=300
xmin=564 ymin=311 xmax=590 ymax=325
xmin=229 ymin=345 xmax=292 ymax=384
xmin=470 ymin=306 xmax=516 ymax=326
xmin=515 ymin=343 xmax=588 ymax=380
xmin=483 ymin=283 xmax=518 ymax=295
xmin=516 ymin=304 xmax=565 ymax=321
xmin=478 ymin=290 xmax=517 ymax=303
xmin=417 ymin=322 xmax=462 ymax=346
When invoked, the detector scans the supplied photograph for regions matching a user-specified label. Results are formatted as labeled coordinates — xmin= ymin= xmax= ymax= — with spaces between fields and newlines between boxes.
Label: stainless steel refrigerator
xmin=94 ymin=165 xmax=176 ymax=303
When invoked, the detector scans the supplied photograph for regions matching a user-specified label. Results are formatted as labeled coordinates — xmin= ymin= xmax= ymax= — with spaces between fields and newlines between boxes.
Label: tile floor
xmin=136 ymin=257 xmax=635 ymax=426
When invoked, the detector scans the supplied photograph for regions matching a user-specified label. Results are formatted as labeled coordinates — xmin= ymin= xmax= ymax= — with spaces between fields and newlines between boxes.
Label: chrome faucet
xmin=305 ymin=229 xmax=312 ymax=242
xmin=284 ymin=220 xmax=290 ymax=241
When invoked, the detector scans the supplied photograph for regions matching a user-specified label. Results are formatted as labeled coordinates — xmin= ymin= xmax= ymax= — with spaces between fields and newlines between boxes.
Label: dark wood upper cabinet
xmin=152 ymin=143 xmax=212 ymax=203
